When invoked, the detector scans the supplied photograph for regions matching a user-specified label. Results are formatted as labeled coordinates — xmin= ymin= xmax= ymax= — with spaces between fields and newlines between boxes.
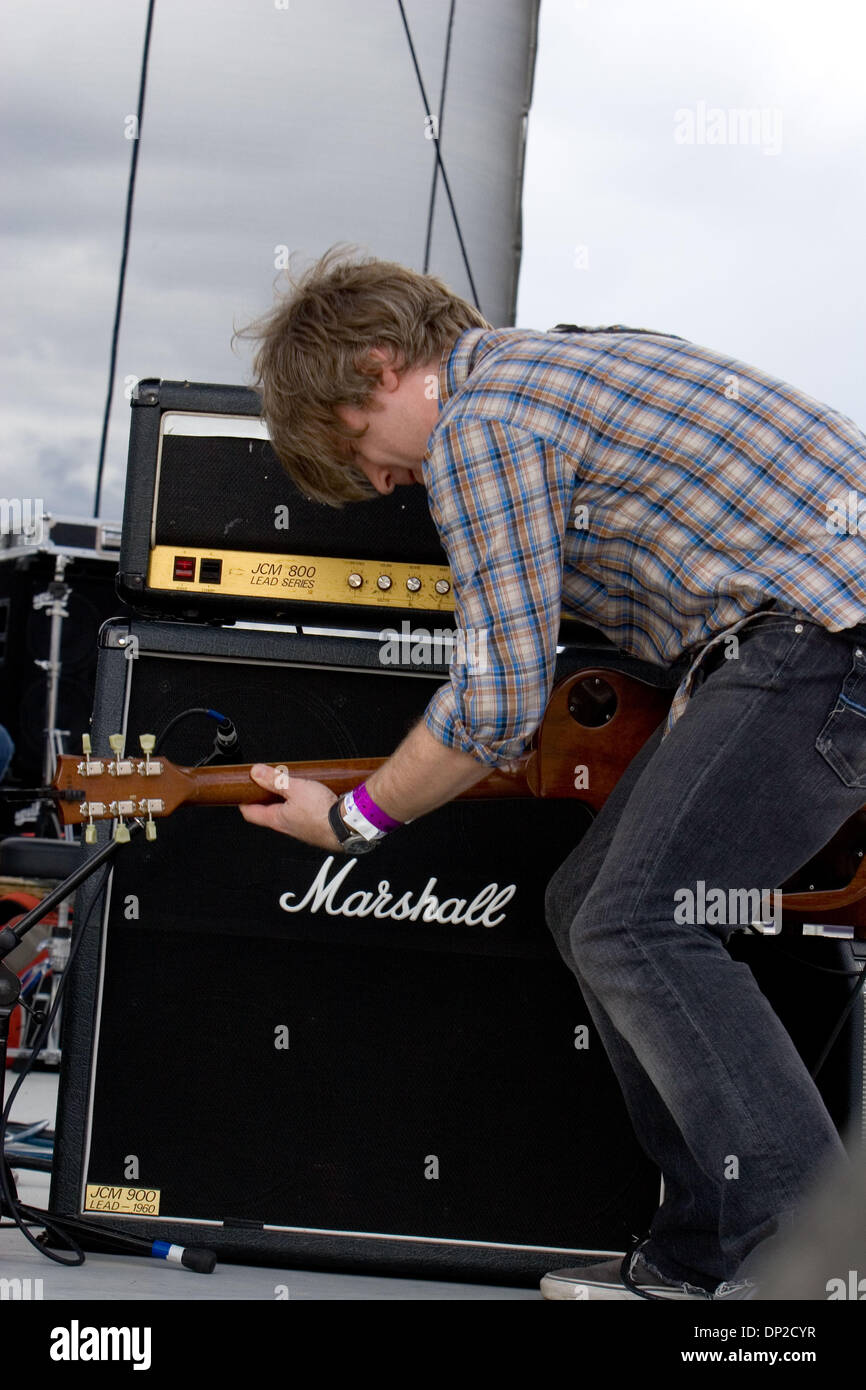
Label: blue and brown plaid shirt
xmin=421 ymin=325 xmax=866 ymax=766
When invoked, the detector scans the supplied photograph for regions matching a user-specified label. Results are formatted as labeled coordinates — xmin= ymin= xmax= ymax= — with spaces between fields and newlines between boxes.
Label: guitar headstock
xmin=52 ymin=734 xmax=190 ymax=843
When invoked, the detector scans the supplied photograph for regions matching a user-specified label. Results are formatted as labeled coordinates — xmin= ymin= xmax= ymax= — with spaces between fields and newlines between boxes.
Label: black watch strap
xmin=327 ymin=798 xmax=381 ymax=854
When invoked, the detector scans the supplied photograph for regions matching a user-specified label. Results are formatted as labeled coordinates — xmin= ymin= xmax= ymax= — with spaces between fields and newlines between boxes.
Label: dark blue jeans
xmin=544 ymin=613 xmax=866 ymax=1290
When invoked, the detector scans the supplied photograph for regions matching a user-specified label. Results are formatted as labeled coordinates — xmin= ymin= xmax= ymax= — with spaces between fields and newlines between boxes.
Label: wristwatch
xmin=327 ymin=796 xmax=384 ymax=855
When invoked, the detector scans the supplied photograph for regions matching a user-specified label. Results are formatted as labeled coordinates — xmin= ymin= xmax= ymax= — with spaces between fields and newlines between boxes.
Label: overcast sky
xmin=2 ymin=0 xmax=864 ymax=523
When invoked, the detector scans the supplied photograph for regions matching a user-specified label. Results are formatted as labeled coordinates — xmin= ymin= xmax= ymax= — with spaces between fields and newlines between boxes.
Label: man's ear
xmin=365 ymin=345 xmax=402 ymax=392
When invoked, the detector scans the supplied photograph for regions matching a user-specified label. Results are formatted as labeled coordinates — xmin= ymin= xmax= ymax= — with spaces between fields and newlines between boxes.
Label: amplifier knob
xmin=377 ymin=575 xmax=392 ymax=591
xmin=347 ymin=572 xmax=363 ymax=589
xmin=406 ymin=576 xmax=422 ymax=593
xmin=434 ymin=579 xmax=451 ymax=595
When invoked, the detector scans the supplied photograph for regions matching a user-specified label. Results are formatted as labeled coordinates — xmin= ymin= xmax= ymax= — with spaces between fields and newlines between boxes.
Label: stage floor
xmin=1 ymin=1071 xmax=539 ymax=1301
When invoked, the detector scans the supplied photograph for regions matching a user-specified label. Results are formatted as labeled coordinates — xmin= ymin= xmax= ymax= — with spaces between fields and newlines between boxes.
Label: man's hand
xmin=237 ymin=721 xmax=490 ymax=851
xmin=238 ymin=764 xmax=341 ymax=851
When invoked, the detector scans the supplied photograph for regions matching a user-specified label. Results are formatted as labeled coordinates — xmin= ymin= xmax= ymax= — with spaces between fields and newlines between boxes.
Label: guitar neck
xmin=180 ymin=755 xmax=536 ymax=807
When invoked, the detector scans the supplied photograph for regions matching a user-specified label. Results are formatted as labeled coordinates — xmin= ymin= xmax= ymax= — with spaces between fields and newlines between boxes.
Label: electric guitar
xmin=50 ymin=666 xmax=866 ymax=917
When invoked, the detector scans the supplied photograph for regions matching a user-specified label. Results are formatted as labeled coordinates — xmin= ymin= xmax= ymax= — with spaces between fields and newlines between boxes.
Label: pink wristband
xmin=352 ymin=782 xmax=403 ymax=832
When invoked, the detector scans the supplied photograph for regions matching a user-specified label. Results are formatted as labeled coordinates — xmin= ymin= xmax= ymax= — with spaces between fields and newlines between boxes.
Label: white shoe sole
xmin=540 ymin=1271 xmax=707 ymax=1300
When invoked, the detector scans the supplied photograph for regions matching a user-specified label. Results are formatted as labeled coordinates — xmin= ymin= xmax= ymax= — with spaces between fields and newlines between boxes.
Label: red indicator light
xmin=173 ymin=556 xmax=196 ymax=581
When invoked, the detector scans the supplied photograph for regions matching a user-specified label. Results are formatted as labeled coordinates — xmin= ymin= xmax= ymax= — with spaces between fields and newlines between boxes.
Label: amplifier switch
xmin=199 ymin=557 xmax=223 ymax=584
xmin=173 ymin=556 xmax=196 ymax=581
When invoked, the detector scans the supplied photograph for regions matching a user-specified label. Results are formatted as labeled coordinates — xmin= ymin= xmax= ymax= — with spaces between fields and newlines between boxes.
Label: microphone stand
xmin=0 ymin=814 xmax=216 ymax=1273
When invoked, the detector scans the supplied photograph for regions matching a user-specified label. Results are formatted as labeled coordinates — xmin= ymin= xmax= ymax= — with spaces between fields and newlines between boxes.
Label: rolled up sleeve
xmin=422 ymin=418 xmax=573 ymax=767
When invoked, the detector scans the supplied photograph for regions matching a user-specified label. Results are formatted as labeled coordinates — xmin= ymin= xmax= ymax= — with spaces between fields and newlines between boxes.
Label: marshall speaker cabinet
xmin=49 ymin=618 xmax=865 ymax=1284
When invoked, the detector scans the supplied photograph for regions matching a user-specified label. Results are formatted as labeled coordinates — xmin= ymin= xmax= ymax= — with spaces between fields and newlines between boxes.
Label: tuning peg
xmin=145 ymin=818 xmax=157 ymax=841
xmin=85 ymin=824 xmax=97 ymax=845
xmin=139 ymin=733 xmax=157 ymax=777
xmin=78 ymin=733 xmax=104 ymax=776
xmin=108 ymin=733 xmax=134 ymax=777
xmin=113 ymin=820 xmax=130 ymax=843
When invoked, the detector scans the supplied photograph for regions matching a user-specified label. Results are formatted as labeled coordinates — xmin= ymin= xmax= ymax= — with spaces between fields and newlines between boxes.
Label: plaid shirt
xmin=421 ymin=326 xmax=866 ymax=767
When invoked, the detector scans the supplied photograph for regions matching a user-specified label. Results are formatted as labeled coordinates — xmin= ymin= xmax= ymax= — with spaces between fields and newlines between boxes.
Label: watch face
xmin=342 ymin=834 xmax=381 ymax=855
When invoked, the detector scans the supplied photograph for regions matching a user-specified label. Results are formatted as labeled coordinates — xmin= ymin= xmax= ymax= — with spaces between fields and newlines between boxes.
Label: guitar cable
xmin=153 ymin=706 xmax=239 ymax=766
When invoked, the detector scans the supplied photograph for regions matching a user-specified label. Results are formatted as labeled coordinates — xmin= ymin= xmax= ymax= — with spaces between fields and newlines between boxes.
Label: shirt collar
xmin=437 ymin=327 xmax=516 ymax=409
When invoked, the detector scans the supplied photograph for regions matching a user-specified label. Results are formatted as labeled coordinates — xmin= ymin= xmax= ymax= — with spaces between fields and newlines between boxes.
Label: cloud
xmin=1 ymin=0 xmax=534 ymax=516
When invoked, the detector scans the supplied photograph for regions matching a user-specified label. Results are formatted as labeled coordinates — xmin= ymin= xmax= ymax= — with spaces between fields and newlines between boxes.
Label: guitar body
xmin=528 ymin=668 xmax=671 ymax=805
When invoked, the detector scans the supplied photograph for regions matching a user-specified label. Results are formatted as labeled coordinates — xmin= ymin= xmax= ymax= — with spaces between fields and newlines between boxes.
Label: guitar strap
xmin=548 ymin=322 xmax=687 ymax=340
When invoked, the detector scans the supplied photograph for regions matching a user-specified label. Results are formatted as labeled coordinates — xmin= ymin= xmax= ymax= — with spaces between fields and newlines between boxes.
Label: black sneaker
xmin=540 ymin=1241 xmax=758 ymax=1301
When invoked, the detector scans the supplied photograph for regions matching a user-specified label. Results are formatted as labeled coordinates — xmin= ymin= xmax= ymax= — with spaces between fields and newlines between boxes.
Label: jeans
xmin=544 ymin=613 xmax=866 ymax=1290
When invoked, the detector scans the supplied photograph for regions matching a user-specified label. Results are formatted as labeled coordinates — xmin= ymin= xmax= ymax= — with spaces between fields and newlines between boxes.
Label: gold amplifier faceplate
xmin=147 ymin=545 xmax=456 ymax=612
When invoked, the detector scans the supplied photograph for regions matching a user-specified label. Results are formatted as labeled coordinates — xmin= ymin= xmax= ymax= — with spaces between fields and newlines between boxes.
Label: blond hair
xmin=232 ymin=246 xmax=492 ymax=506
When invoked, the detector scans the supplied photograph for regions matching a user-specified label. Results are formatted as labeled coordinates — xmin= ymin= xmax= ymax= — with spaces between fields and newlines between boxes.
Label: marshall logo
xmin=279 ymin=855 xmax=516 ymax=927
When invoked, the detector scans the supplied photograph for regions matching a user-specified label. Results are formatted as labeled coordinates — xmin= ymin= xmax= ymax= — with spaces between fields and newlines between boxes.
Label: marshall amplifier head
xmin=117 ymin=379 xmax=455 ymax=625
